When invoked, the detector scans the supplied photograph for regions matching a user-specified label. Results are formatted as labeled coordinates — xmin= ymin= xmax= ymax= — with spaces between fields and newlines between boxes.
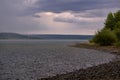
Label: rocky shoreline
xmin=40 ymin=61 xmax=120 ymax=80
xmin=39 ymin=43 xmax=120 ymax=80
xmin=72 ymin=43 xmax=120 ymax=55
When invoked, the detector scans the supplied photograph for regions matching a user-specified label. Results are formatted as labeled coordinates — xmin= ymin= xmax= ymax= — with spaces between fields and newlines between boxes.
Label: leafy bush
xmin=114 ymin=42 xmax=120 ymax=46
xmin=93 ymin=29 xmax=117 ymax=46
xmin=114 ymin=28 xmax=120 ymax=41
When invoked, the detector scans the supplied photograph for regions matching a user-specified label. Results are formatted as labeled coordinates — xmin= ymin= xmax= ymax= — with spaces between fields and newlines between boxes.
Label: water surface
xmin=0 ymin=40 xmax=116 ymax=80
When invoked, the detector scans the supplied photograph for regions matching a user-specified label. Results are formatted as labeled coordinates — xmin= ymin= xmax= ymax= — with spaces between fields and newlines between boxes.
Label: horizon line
xmin=0 ymin=32 xmax=94 ymax=36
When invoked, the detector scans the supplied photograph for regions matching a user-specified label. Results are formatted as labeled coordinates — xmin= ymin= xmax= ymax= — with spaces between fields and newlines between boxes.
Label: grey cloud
xmin=53 ymin=8 xmax=119 ymax=24
xmin=29 ymin=0 xmax=120 ymax=13
xmin=0 ymin=0 xmax=25 ymax=16
xmin=0 ymin=0 xmax=48 ymax=34
xmin=54 ymin=17 xmax=76 ymax=24
xmin=0 ymin=16 xmax=48 ymax=33
xmin=73 ymin=8 xmax=120 ymax=18
xmin=54 ymin=17 xmax=87 ymax=24
xmin=32 ymin=14 xmax=41 ymax=18
xmin=0 ymin=0 xmax=120 ymax=34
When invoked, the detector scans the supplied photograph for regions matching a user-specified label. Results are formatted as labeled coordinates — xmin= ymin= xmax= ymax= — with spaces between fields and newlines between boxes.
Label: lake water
xmin=0 ymin=40 xmax=116 ymax=80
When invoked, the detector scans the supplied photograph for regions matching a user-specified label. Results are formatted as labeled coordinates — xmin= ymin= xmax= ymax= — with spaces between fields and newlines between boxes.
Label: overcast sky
xmin=0 ymin=0 xmax=120 ymax=35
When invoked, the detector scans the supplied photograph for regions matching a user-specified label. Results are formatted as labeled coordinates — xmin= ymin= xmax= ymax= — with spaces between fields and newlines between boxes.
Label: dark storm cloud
xmin=29 ymin=0 xmax=120 ymax=13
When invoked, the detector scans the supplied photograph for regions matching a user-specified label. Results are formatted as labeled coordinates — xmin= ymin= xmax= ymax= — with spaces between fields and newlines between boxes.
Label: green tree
xmin=104 ymin=12 xmax=115 ymax=30
xmin=114 ymin=21 xmax=120 ymax=29
xmin=91 ymin=10 xmax=120 ymax=46
xmin=114 ymin=10 xmax=120 ymax=24
xmin=114 ymin=10 xmax=120 ymax=30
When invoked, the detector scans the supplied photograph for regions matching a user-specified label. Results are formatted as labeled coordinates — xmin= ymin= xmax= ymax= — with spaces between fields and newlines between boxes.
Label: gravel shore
xmin=40 ymin=43 xmax=120 ymax=80
xmin=0 ymin=40 xmax=117 ymax=80
xmin=40 ymin=61 xmax=120 ymax=80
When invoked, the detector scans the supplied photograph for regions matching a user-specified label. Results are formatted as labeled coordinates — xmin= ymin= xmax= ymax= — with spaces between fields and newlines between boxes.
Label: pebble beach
xmin=0 ymin=40 xmax=116 ymax=80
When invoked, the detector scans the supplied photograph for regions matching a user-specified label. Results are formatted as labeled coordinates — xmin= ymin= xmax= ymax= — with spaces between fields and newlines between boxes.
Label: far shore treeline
xmin=0 ymin=33 xmax=93 ymax=40
xmin=91 ymin=10 xmax=120 ymax=46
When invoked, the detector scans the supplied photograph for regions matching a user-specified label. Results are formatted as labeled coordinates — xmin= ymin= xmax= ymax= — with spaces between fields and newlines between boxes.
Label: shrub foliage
xmin=93 ymin=29 xmax=117 ymax=46
xmin=92 ymin=10 xmax=120 ymax=46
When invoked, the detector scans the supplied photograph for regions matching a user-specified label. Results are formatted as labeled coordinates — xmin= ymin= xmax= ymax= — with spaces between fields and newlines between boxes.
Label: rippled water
xmin=0 ymin=40 xmax=116 ymax=80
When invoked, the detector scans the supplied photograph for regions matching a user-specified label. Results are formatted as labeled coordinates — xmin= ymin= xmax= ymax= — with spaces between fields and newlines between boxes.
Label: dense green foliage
xmin=93 ymin=29 xmax=117 ymax=46
xmin=91 ymin=10 xmax=120 ymax=46
xmin=114 ymin=28 xmax=120 ymax=41
xmin=104 ymin=13 xmax=115 ymax=30
xmin=104 ymin=10 xmax=120 ymax=30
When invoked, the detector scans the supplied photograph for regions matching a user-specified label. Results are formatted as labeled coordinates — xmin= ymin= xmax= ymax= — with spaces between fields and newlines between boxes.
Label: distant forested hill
xmin=0 ymin=33 xmax=93 ymax=40
xmin=0 ymin=33 xmax=29 ymax=39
